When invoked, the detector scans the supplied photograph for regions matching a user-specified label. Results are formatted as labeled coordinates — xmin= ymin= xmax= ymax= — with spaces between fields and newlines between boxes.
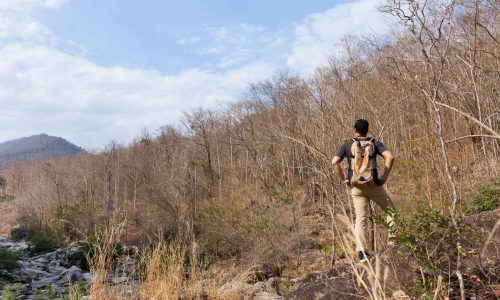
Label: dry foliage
xmin=0 ymin=0 xmax=498 ymax=298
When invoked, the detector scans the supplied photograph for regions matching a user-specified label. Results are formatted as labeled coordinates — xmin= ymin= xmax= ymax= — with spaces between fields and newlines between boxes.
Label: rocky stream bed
xmin=0 ymin=238 xmax=142 ymax=299
xmin=0 ymin=239 xmax=286 ymax=299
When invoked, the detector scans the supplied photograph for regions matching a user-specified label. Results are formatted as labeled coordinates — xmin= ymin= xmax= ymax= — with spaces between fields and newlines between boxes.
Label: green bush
xmin=321 ymin=244 xmax=333 ymax=256
xmin=1 ymin=283 xmax=21 ymax=300
xmin=266 ymin=186 xmax=294 ymax=205
xmin=28 ymin=233 xmax=62 ymax=254
xmin=84 ymin=227 xmax=124 ymax=262
xmin=0 ymin=247 xmax=20 ymax=275
xmin=396 ymin=209 xmax=458 ymax=270
xmin=467 ymin=177 xmax=499 ymax=214
xmin=34 ymin=282 xmax=86 ymax=300
xmin=68 ymin=281 xmax=90 ymax=299
xmin=392 ymin=208 xmax=478 ymax=298
xmin=0 ymin=195 xmax=15 ymax=203
xmin=9 ymin=228 xmax=28 ymax=241
xmin=53 ymin=203 xmax=94 ymax=238
xmin=68 ymin=246 xmax=90 ymax=271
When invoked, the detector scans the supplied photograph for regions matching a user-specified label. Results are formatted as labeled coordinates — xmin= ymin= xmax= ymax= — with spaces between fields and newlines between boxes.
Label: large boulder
xmin=285 ymin=264 xmax=361 ymax=300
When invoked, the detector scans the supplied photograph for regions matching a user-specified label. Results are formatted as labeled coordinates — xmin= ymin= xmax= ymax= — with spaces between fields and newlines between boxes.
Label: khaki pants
xmin=350 ymin=184 xmax=396 ymax=252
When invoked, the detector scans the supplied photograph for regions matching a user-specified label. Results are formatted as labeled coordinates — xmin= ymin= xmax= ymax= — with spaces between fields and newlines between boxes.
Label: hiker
xmin=331 ymin=119 xmax=396 ymax=262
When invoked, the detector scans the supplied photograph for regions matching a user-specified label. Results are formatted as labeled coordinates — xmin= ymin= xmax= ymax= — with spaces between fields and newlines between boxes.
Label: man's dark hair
xmin=354 ymin=119 xmax=369 ymax=135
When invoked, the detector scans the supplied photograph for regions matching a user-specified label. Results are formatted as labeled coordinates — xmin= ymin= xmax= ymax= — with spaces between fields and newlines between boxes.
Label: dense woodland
xmin=0 ymin=0 xmax=498 ymax=298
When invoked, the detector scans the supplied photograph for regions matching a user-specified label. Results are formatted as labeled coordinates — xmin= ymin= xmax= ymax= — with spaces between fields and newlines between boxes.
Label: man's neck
xmin=354 ymin=133 xmax=367 ymax=138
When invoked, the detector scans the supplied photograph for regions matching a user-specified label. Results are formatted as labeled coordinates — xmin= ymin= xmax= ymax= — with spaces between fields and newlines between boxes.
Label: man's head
xmin=354 ymin=119 xmax=369 ymax=136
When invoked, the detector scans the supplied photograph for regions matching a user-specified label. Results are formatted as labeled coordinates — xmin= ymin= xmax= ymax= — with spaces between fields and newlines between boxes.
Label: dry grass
xmin=137 ymin=241 xmax=200 ymax=300
xmin=0 ymin=200 xmax=19 ymax=236
xmin=85 ymin=221 xmax=257 ymax=300
xmin=86 ymin=218 xmax=126 ymax=299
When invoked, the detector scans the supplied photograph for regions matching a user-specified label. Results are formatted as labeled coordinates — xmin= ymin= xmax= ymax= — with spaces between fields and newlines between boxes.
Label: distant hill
xmin=0 ymin=134 xmax=84 ymax=169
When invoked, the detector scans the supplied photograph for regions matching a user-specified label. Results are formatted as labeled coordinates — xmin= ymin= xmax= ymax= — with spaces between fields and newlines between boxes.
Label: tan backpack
xmin=350 ymin=138 xmax=376 ymax=185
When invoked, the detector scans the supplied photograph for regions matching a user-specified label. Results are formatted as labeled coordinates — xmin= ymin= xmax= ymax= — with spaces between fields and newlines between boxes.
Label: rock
xmin=13 ymin=241 xmax=29 ymax=252
xmin=31 ymin=261 xmax=48 ymax=271
xmin=219 ymin=282 xmax=259 ymax=299
xmin=19 ymin=260 xmax=31 ymax=268
xmin=285 ymin=264 xmax=362 ymax=300
xmin=464 ymin=209 xmax=500 ymax=236
xmin=67 ymin=246 xmax=84 ymax=255
xmin=0 ymin=239 xmax=29 ymax=252
xmin=31 ymin=276 xmax=59 ymax=289
xmin=266 ymin=277 xmax=290 ymax=296
xmin=82 ymin=272 xmax=93 ymax=282
xmin=247 ymin=263 xmax=282 ymax=283
xmin=47 ymin=264 xmax=66 ymax=275
xmin=21 ymin=267 xmax=51 ymax=280
xmin=121 ymin=245 xmax=139 ymax=255
xmin=254 ymin=292 xmax=284 ymax=300
xmin=111 ymin=276 xmax=129 ymax=285
xmin=34 ymin=257 xmax=49 ymax=264
xmin=59 ymin=266 xmax=87 ymax=283
xmin=19 ymin=283 xmax=30 ymax=293
xmin=219 ymin=281 xmax=279 ymax=300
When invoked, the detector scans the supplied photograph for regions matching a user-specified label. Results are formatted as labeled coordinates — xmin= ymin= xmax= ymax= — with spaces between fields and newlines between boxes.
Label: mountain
xmin=0 ymin=134 xmax=84 ymax=169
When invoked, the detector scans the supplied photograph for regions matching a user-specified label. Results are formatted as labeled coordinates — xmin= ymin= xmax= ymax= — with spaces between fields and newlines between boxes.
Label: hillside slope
xmin=0 ymin=134 xmax=83 ymax=169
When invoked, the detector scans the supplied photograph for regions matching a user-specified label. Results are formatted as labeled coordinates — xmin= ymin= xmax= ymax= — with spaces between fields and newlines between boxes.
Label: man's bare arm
xmin=378 ymin=150 xmax=394 ymax=185
xmin=332 ymin=156 xmax=349 ymax=186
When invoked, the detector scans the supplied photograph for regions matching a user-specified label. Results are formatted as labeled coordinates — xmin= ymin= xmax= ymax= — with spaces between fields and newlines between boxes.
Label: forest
xmin=0 ymin=0 xmax=498 ymax=299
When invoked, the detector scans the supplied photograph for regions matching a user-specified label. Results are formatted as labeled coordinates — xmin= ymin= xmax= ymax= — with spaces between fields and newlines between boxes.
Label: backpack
xmin=350 ymin=138 xmax=376 ymax=185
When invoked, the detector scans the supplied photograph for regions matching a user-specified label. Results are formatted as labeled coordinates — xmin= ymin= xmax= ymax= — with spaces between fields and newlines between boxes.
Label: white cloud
xmin=203 ymin=23 xmax=266 ymax=45
xmin=198 ymin=23 xmax=285 ymax=69
xmin=287 ymin=0 xmax=390 ymax=74
xmin=0 ymin=0 xmax=66 ymax=12
xmin=0 ymin=4 xmax=276 ymax=149
xmin=0 ymin=42 xmax=275 ymax=148
xmin=176 ymin=36 xmax=200 ymax=45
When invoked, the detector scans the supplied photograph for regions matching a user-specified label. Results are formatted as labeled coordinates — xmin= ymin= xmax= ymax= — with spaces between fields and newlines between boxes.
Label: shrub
xmin=1 ymin=283 xmax=21 ymax=300
xmin=321 ymin=244 xmax=333 ymax=256
xmin=9 ymin=228 xmax=29 ymax=241
xmin=266 ymin=186 xmax=294 ymax=205
xmin=0 ymin=247 xmax=20 ymax=278
xmin=67 ymin=281 xmax=90 ymax=299
xmin=0 ymin=195 xmax=15 ymax=203
xmin=35 ymin=284 xmax=65 ymax=300
xmin=86 ymin=228 xmax=124 ymax=259
xmin=467 ymin=177 xmax=499 ymax=214
xmin=391 ymin=208 xmax=479 ymax=298
xmin=28 ymin=233 xmax=62 ymax=254
xmin=69 ymin=246 xmax=90 ymax=271
xmin=53 ymin=203 xmax=95 ymax=238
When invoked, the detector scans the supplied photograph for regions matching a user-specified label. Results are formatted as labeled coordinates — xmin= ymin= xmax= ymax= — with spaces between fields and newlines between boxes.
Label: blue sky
xmin=0 ymin=0 xmax=391 ymax=149
xmin=36 ymin=1 xmax=338 ymax=73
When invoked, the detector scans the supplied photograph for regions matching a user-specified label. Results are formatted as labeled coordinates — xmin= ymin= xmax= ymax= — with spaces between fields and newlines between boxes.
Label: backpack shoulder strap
xmin=368 ymin=138 xmax=377 ymax=158
xmin=350 ymin=138 xmax=356 ymax=157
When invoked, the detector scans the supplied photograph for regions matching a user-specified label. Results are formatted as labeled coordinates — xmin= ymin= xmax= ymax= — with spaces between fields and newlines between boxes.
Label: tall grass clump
xmin=137 ymin=240 xmax=203 ymax=299
xmin=86 ymin=218 xmax=125 ymax=299
xmin=86 ymin=219 xmax=212 ymax=299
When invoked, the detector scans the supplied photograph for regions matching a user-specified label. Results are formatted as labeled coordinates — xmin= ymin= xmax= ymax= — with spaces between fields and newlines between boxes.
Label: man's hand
xmin=332 ymin=156 xmax=348 ymax=185
xmin=379 ymin=150 xmax=394 ymax=185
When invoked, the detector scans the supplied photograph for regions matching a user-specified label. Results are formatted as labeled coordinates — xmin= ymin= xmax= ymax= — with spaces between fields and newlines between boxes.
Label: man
xmin=331 ymin=119 xmax=396 ymax=262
